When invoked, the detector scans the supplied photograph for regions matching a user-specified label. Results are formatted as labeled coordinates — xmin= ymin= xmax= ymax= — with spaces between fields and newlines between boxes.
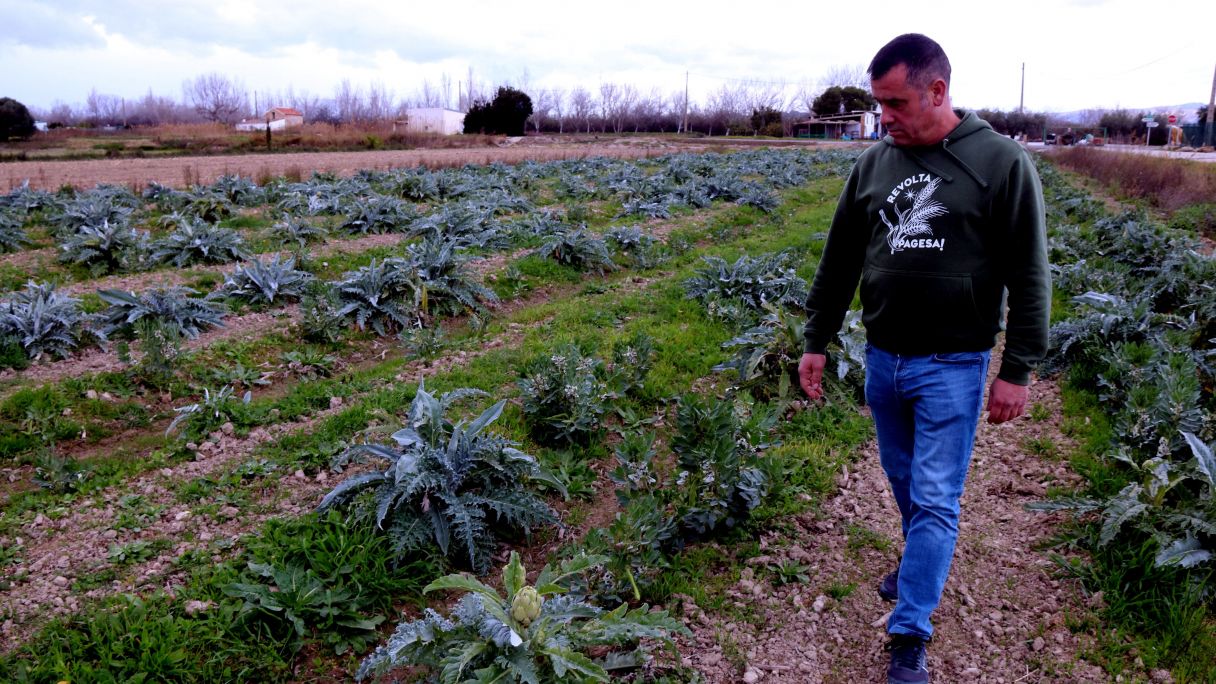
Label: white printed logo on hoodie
xmin=879 ymin=174 xmax=948 ymax=254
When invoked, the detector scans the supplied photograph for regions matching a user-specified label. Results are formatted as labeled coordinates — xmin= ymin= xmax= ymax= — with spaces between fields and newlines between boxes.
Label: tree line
xmin=11 ymin=69 xmax=887 ymax=137
xmin=6 ymin=67 xmax=1185 ymax=141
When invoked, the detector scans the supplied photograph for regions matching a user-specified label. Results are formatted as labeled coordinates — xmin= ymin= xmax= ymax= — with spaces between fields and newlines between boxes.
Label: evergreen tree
xmin=812 ymin=86 xmax=876 ymax=117
xmin=0 ymin=97 xmax=36 ymax=140
xmin=463 ymin=86 xmax=533 ymax=136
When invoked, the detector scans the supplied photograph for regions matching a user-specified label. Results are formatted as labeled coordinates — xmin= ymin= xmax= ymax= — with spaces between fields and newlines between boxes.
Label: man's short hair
xmin=868 ymin=34 xmax=952 ymax=88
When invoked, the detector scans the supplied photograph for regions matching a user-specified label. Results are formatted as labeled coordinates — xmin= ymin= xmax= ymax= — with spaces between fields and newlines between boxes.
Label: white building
xmin=235 ymin=107 xmax=304 ymax=132
xmin=401 ymin=108 xmax=465 ymax=135
xmin=793 ymin=111 xmax=880 ymax=140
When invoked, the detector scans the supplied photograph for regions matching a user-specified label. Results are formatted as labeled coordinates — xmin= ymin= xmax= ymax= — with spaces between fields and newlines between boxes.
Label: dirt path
xmin=0 ymin=325 xmax=528 ymax=646
xmin=0 ymin=267 xmax=676 ymax=647
xmin=0 ymin=144 xmax=669 ymax=191
xmin=0 ymin=306 xmax=301 ymax=390
xmin=676 ymin=374 xmax=1166 ymax=683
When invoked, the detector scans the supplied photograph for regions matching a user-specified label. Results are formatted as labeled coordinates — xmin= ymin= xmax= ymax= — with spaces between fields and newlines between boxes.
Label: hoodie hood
xmin=883 ymin=111 xmax=993 ymax=188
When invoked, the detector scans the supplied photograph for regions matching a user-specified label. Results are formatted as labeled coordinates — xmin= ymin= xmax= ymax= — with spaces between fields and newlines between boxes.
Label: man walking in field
xmin=798 ymin=34 xmax=1050 ymax=683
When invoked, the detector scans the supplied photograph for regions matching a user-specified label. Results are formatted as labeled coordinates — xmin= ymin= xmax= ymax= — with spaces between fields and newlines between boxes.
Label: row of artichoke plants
xmin=0 ymin=148 xmax=854 ymax=281
xmin=321 ymin=227 xmax=879 ymax=680
xmin=1028 ymin=159 xmax=1214 ymax=578
xmin=0 ymin=149 xmax=868 ymax=682
xmin=0 ymin=147 xmax=855 ymax=369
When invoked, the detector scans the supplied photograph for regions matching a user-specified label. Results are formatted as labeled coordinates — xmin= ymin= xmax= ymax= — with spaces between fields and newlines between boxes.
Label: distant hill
xmin=1048 ymin=103 xmax=1206 ymax=124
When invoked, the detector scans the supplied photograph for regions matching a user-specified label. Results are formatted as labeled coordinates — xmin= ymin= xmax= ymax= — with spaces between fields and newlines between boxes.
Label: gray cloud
xmin=0 ymin=1 xmax=105 ymax=48
xmin=19 ymin=1 xmax=466 ymax=63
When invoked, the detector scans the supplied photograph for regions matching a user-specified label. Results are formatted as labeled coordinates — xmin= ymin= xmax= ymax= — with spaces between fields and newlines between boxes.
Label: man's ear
xmin=928 ymin=79 xmax=948 ymax=107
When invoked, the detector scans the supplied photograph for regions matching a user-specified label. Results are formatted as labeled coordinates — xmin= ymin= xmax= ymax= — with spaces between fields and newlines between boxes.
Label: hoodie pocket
xmin=860 ymin=267 xmax=984 ymax=346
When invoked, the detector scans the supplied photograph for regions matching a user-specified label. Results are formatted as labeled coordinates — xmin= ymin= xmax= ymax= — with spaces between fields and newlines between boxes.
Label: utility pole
xmin=1019 ymin=62 xmax=1025 ymax=114
xmin=1205 ymin=61 xmax=1216 ymax=148
xmin=680 ymin=71 xmax=690 ymax=136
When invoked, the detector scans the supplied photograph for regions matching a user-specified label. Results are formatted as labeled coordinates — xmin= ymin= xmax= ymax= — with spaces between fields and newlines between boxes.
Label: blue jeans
xmin=864 ymin=344 xmax=990 ymax=638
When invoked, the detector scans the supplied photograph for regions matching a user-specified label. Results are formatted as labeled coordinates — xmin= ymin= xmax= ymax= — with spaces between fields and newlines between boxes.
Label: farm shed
xmin=401 ymin=108 xmax=466 ymax=135
xmin=793 ymin=111 xmax=880 ymax=140
xmin=235 ymin=107 xmax=305 ymax=132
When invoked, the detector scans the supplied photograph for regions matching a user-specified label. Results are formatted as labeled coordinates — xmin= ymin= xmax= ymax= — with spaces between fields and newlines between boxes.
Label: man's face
xmin=871 ymin=63 xmax=938 ymax=146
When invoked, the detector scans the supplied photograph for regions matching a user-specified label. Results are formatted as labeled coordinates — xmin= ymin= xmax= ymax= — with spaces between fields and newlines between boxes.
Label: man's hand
xmin=798 ymin=353 xmax=827 ymax=401
xmin=986 ymin=378 xmax=1029 ymax=424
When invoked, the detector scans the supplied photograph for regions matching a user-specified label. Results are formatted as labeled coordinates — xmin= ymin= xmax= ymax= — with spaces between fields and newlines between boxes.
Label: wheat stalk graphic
xmin=880 ymin=177 xmax=947 ymax=253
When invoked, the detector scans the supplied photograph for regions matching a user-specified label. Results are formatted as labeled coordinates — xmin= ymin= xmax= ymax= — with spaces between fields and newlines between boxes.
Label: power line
xmin=1030 ymin=40 xmax=1200 ymax=84
xmin=1115 ymin=40 xmax=1199 ymax=75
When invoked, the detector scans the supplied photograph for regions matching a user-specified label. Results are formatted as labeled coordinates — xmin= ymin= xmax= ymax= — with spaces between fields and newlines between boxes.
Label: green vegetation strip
xmin=1 ymin=174 xmax=878 ymax=681
xmin=1029 ymin=158 xmax=1215 ymax=682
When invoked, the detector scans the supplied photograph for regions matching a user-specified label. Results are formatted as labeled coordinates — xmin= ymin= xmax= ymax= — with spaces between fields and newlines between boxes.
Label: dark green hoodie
xmin=802 ymin=111 xmax=1050 ymax=385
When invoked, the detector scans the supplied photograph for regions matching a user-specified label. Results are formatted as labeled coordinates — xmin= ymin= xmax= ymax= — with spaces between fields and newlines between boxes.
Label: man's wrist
xmin=995 ymin=366 xmax=1031 ymax=386
xmin=803 ymin=341 xmax=826 ymax=355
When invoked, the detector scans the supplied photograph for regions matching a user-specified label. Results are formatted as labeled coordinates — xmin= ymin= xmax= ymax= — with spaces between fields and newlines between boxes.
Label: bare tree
xmin=819 ymin=64 xmax=869 ymax=90
xmin=334 ymin=79 xmax=368 ymax=123
xmin=418 ymin=79 xmax=442 ymax=108
xmin=129 ymin=89 xmax=184 ymax=126
xmin=46 ymin=101 xmax=78 ymax=127
xmin=366 ymin=82 xmax=396 ymax=121
xmin=184 ymin=73 xmax=248 ymax=124
xmin=308 ymin=100 xmax=339 ymax=125
xmin=598 ymin=82 xmax=637 ymax=134
xmin=669 ymin=89 xmax=689 ymax=133
xmin=529 ymin=88 xmax=551 ymax=133
xmin=515 ymin=68 xmax=532 ymax=96
xmin=707 ymin=83 xmax=747 ymax=136
xmin=570 ymin=86 xmax=594 ymax=133
xmin=793 ymin=79 xmax=819 ymax=118
xmin=440 ymin=73 xmax=453 ymax=109
xmin=549 ymin=87 xmax=566 ymax=133
xmin=746 ymin=80 xmax=785 ymax=115
xmin=462 ymin=66 xmax=490 ymax=110
xmin=83 ymin=89 xmax=125 ymax=126
xmin=631 ymin=87 xmax=664 ymax=132
xmin=614 ymin=84 xmax=639 ymax=133
xmin=597 ymin=82 xmax=620 ymax=133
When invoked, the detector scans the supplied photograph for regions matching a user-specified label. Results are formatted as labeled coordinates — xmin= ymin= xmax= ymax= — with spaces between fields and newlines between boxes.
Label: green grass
xmin=846 ymin=523 xmax=894 ymax=553
xmin=1022 ymin=435 xmax=1060 ymax=459
xmin=1 ymin=169 xmax=874 ymax=681
xmin=1043 ymin=330 xmax=1214 ymax=683
xmin=1029 ymin=402 xmax=1052 ymax=422
xmin=306 ymin=245 xmax=403 ymax=281
xmin=824 ymin=580 xmax=858 ymax=600
xmin=1053 ymin=533 xmax=1216 ymax=682
xmin=645 ymin=544 xmax=740 ymax=609
xmin=0 ymin=259 xmax=61 ymax=294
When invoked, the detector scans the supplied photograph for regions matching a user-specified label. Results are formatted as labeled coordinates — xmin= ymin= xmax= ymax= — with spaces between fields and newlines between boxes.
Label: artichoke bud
xmin=510 ymin=586 xmax=543 ymax=626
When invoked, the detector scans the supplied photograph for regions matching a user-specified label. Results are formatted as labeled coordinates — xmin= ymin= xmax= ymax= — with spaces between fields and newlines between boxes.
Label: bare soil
xmin=0 ymin=326 xmax=529 ymax=646
xmin=0 ymin=306 xmax=300 ymax=391
xmin=674 ymin=372 xmax=1170 ymax=683
xmin=0 ymin=268 xmax=673 ymax=645
xmin=0 ymin=135 xmax=844 ymax=191
xmin=0 ymin=144 xmax=1138 ymax=680
xmin=0 ymin=141 xmax=668 ymax=192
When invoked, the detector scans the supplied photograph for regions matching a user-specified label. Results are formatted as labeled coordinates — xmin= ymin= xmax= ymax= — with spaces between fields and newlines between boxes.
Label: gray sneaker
xmin=886 ymin=633 xmax=930 ymax=684
xmin=878 ymin=568 xmax=898 ymax=602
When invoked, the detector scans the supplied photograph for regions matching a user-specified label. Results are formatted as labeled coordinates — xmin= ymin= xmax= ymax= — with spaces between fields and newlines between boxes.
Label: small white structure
xmin=401 ymin=108 xmax=465 ymax=135
xmin=793 ymin=111 xmax=880 ymax=140
xmin=235 ymin=107 xmax=304 ymax=132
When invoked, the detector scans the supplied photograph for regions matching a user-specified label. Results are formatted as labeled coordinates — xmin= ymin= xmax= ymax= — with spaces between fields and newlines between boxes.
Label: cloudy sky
xmin=1 ymin=0 xmax=1212 ymax=116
